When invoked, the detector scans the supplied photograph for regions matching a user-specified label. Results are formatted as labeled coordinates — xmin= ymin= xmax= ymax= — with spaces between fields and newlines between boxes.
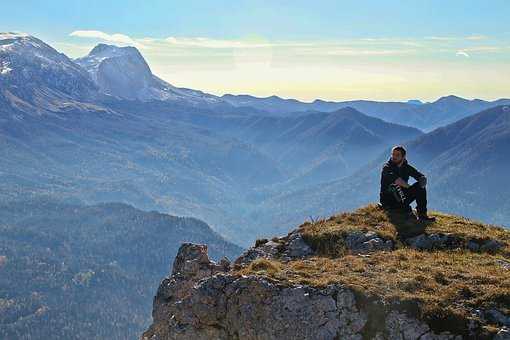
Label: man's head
xmin=391 ymin=145 xmax=406 ymax=166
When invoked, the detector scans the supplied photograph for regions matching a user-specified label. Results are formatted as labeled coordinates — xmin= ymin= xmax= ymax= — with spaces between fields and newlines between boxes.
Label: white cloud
xmin=466 ymin=34 xmax=488 ymax=40
xmin=456 ymin=50 xmax=470 ymax=57
xmin=165 ymin=37 xmax=286 ymax=49
xmin=69 ymin=30 xmax=145 ymax=49
xmin=314 ymin=48 xmax=416 ymax=56
xmin=425 ymin=35 xmax=489 ymax=42
xmin=463 ymin=46 xmax=501 ymax=52
xmin=425 ymin=36 xmax=456 ymax=41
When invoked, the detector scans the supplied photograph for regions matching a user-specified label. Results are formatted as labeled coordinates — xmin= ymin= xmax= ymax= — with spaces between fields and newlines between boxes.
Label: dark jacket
xmin=380 ymin=158 xmax=424 ymax=206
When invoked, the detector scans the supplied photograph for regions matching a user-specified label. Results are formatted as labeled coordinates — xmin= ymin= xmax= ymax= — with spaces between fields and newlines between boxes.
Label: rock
xmin=282 ymin=230 xmax=314 ymax=259
xmin=467 ymin=240 xmax=480 ymax=251
xmin=345 ymin=231 xmax=393 ymax=254
xmin=406 ymin=233 xmax=462 ymax=251
xmin=385 ymin=311 xmax=461 ymax=340
xmin=235 ymin=231 xmax=315 ymax=266
xmin=495 ymin=327 xmax=510 ymax=340
xmin=496 ymin=259 xmax=510 ymax=270
xmin=143 ymin=243 xmax=464 ymax=340
xmin=150 ymin=242 xmax=230 ymax=324
xmin=480 ymin=239 xmax=503 ymax=253
xmin=234 ymin=241 xmax=280 ymax=267
xmin=485 ymin=309 xmax=510 ymax=327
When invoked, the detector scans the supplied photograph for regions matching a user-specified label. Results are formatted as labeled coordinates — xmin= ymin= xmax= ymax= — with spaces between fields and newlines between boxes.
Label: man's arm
xmin=381 ymin=164 xmax=399 ymax=190
xmin=407 ymin=163 xmax=425 ymax=181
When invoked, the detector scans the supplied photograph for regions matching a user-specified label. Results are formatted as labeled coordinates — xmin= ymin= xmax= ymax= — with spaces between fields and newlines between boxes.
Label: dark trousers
xmin=403 ymin=182 xmax=428 ymax=215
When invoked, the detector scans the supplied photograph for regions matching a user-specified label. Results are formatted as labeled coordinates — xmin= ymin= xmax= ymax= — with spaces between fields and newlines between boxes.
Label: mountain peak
xmin=434 ymin=94 xmax=469 ymax=104
xmin=406 ymin=99 xmax=423 ymax=105
xmin=0 ymin=32 xmax=59 ymax=54
xmin=87 ymin=43 xmax=142 ymax=59
xmin=0 ymin=31 xmax=30 ymax=40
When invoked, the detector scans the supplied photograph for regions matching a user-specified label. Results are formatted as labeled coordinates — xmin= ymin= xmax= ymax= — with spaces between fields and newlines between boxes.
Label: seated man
xmin=379 ymin=145 xmax=435 ymax=222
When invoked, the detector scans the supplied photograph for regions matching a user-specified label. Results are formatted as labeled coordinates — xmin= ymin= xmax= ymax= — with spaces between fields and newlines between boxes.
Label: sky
xmin=1 ymin=0 xmax=509 ymax=102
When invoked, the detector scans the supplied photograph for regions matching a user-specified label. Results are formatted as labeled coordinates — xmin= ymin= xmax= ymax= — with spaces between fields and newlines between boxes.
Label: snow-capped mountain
xmin=75 ymin=43 xmax=223 ymax=105
xmin=0 ymin=32 xmax=100 ymax=114
xmin=0 ymin=32 xmax=228 ymax=116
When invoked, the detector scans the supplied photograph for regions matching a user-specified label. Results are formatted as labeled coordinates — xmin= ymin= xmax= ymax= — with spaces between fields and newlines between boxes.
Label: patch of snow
xmin=0 ymin=61 xmax=12 ymax=75
xmin=0 ymin=32 xmax=30 ymax=39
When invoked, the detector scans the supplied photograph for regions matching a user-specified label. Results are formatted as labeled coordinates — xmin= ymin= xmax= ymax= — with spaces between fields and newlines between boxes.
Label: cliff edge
xmin=142 ymin=204 xmax=510 ymax=340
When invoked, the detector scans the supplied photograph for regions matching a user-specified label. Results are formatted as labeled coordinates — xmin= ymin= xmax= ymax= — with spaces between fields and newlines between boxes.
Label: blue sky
xmin=2 ymin=0 xmax=509 ymax=101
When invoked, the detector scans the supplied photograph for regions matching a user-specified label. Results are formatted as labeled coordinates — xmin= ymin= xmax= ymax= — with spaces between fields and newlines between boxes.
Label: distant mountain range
xmin=208 ymin=107 xmax=422 ymax=186
xmin=253 ymin=105 xmax=510 ymax=236
xmin=0 ymin=199 xmax=241 ymax=340
xmin=1 ymin=31 xmax=510 ymax=340
xmin=222 ymin=93 xmax=510 ymax=131
xmin=0 ymin=32 xmax=427 ymax=245
xmin=1 ymin=31 xmax=509 ymax=243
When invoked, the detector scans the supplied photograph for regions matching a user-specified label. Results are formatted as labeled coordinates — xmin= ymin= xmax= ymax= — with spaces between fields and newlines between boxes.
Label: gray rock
xmin=406 ymin=233 xmax=461 ymax=250
xmin=234 ymin=247 xmax=275 ymax=267
xmin=485 ymin=309 xmax=510 ymax=327
xmin=143 ymin=242 xmax=466 ymax=340
xmin=480 ymin=239 xmax=503 ymax=253
xmin=345 ymin=231 xmax=393 ymax=254
xmin=496 ymin=259 xmax=510 ymax=270
xmin=467 ymin=240 xmax=480 ymax=251
xmin=282 ymin=230 xmax=314 ymax=259
xmin=495 ymin=327 xmax=510 ymax=340
xmin=385 ymin=311 xmax=461 ymax=340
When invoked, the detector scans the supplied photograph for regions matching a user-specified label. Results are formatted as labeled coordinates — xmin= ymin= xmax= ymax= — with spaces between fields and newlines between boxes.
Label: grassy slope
xmin=237 ymin=204 xmax=510 ymax=337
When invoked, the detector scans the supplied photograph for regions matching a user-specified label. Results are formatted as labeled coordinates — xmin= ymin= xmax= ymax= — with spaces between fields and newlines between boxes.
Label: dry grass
xmin=299 ymin=204 xmax=510 ymax=257
xmin=235 ymin=204 xmax=510 ymax=335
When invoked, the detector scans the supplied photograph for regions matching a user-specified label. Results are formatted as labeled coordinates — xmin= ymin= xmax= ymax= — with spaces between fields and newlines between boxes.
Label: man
xmin=379 ymin=145 xmax=436 ymax=222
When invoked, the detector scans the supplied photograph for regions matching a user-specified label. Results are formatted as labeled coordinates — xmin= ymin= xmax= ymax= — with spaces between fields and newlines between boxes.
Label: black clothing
xmin=402 ymin=182 xmax=428 ymax=215
xmin=380 ymin=158 xmax=428 ymax=215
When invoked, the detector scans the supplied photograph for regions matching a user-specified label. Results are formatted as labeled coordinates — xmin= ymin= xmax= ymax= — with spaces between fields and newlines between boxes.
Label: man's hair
xmin=392 ymin=145 xmax=407 ymax=157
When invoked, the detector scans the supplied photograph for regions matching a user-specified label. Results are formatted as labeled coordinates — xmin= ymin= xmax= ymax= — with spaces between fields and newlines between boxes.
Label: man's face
xmin=391 ymin=149 xmax=404 ymax=165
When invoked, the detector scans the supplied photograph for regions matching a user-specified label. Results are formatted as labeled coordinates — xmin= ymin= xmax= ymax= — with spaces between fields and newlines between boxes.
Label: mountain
xmin=222 ymin=93 xmax=510 ymax=131
xmin=406 ymin=104 xmax=510 ymax=223
xmin=0 ymin=33 xmax=288 ymax=246
xmin=1 ymin=32 xmax=506 ymax=246
xmin=0 ymin=32 xmax=429 ymax=246
xmin=0 ymin=199 xmax=242 ymax=340
xmin=407 ymin=99 xmax=424 ymax=105
xmin=143 ymin=205 xmax=510 ymax=339
xmin=75 ymin=43 xmax=224 ymax=106
xmin=252 ymin=105 xmax=510 ymax=236
xmin=221 ymin=94 xmax=312 ymax=117
xmin=0 ymin=32 xmax=102 ymax=115
xmin=211 ymin=107 xmax=423 ymax=187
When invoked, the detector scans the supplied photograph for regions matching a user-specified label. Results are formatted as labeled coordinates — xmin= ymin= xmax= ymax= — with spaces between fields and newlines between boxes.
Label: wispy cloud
xmin=67 ymin=30 xmax=507 ymax=60
xmin=456 ymin=50 xmax=470 ymax=57
xmin=425 ymin=35 xmax=489 ymax=41
xmin=466 ymin=34 xmax=488 ymax=40
xmin=69 ymin=30 xmax=145 ymax=49
xmin=164 ymin=37 xmax=275 ymax=49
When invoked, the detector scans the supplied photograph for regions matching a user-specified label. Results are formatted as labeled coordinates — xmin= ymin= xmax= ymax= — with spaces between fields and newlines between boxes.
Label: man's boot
xmin=417 ymin=211 xmax=436 ymax=222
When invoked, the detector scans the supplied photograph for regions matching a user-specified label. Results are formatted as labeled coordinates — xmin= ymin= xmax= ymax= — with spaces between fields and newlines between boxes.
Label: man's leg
xmin=404 ymin=182 xmax=434 ymax=221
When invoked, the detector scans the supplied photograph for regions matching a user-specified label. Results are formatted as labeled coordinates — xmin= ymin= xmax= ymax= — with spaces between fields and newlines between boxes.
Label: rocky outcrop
xmin=143 ymin=242 xmax=469 ymax=340
xmin=142 ymin=206 xmax=510 ymax=340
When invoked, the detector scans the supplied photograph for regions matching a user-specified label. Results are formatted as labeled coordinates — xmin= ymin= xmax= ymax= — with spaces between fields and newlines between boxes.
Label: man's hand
xmin=394 ymin=177 xmax=410 ymax=188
